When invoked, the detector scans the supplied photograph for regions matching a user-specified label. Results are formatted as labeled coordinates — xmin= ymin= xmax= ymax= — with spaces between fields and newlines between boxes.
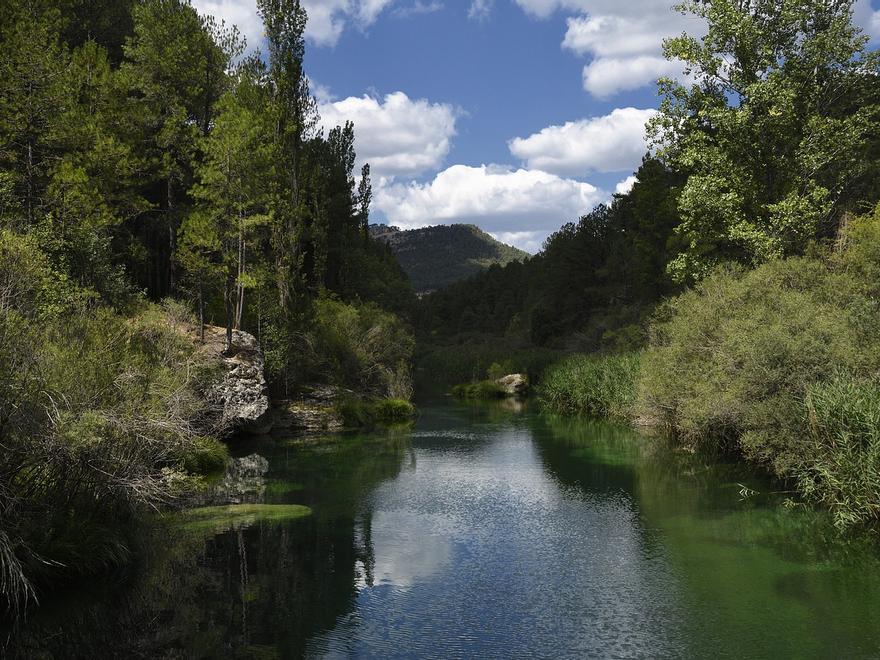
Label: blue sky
xmin=193 ymin=0 xmax=880 ymax=252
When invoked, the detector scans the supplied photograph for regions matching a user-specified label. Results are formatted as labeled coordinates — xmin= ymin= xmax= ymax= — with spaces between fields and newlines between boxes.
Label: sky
xmin=192 ymin=0 xmax=880 ymax=253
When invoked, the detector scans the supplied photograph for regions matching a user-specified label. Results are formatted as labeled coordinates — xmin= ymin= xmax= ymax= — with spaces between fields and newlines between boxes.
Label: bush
xmin=799 ymin=375 xmax=880 ymax=528
xmin=0 ymin=236 xmax=225 ymax=614
xmin=336 ymin=397 xmax=416 ymax=428
xmin=180 ymin=436 xmax=229 ymax=476
xmin=638 ymin=258 xmax=875 ymax=454
xmin=295 ymin=295 xmax=415 ymax=400
xmin=451 ymin=380 xmax=508 ymax=399
xmin=637 ymin=243 xmax=880 ymax=528
xmin=372 ymin=398 xmax=416 ymax=422
xmin=539 ymin=353 xmax=640 ymax=419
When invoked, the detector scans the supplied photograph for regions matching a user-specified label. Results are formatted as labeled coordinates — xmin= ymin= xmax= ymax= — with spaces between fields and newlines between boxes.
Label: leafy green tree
xmin=181 ymin=69 xmax=272 ymax=351
xmin=120 ymin=0 xmax=240 ymax=295
xmin=258 ymin=0 xmax=318 ymax=309
xmin=0 ymin=0 xmax=67 ymax=226
xmin=650 ymin=0 xmax=880 ymax=281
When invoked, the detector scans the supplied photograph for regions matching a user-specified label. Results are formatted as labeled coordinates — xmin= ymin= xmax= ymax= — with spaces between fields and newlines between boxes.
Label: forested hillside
xmin=370 ymin=223 xmax=528 ymax=293
xmin=423 ymin=0 xmax=880 ymax=530
xmin=0 ymin=0 xmax=415 ymax=614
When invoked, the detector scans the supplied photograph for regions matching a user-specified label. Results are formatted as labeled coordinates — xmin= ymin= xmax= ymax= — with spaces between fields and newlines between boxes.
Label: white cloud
xmin=615 ymin=175 xmax=637 ymax=196
xmin=374 ymin=164 xmax=606 ymax=250
xmin=582 ymin=55 xmax=684 ymax=98
xmin=191 ymin=0 xmax=397 ymax=49
xmin=468 ymin=0 xmax=494 ymax=21
xmin=508 ymin=107 xmax=656 ymax=176
xmin=391 ymin=1 xmax=443 ymax=18
xmin=854 ymin=0 xmax=880 ymax=41
xmin=318 ymin=91 xmax=458 ymax=178
xmin=490 ymin=231 xmax=544 ymax=254
xmin=511 ymin=0 xmax=701 ymax=97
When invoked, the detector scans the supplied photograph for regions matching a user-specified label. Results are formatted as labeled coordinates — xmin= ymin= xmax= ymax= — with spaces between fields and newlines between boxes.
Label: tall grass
xmin=539 ymin=353 xmax=640 ymax=419
xmin=799 ymin=375 xmax=880 ymax=528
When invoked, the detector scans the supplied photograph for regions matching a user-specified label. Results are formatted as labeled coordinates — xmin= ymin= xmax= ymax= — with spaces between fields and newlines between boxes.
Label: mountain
xmin=370 ymin=224 xmax=530 ymax=293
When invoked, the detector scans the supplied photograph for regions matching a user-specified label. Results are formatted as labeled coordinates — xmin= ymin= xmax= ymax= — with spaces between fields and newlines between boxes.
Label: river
xmin=10 ymin=399 xmax=880 ymax=658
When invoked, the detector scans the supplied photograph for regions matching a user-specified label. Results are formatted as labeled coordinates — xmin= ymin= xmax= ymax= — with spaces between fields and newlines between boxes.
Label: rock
xmin=198 ymin=325 xmax=272 ymax=435
xmin=270 ymin=384 xmax=349 ymax=433
xmin=495 ymin=373 xmax=529 ymax=397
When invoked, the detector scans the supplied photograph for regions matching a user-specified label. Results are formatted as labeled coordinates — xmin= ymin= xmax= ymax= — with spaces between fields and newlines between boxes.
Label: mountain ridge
xmin=369 ymin=223 xmax=529 ymax=293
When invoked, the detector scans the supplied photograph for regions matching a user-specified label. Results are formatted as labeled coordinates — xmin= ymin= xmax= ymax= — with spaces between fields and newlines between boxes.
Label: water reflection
xmin=8 ymin=401 xmax=880 ymax=658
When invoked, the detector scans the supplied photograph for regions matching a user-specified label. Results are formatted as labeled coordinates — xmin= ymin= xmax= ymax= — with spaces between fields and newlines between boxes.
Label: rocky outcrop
xmin=271 ymin=385 xmax=348 ymax=433
xmin=495 ymin=373 xmax=529 ymax=397
xmin=198 ymin=325 xmax=272 ymax=435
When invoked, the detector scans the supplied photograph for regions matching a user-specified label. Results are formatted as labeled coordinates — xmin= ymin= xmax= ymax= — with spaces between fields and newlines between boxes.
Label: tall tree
xmin=120 ymin=0 xmax=239 ymax=297
xmin=258 ymin=0 xmax=318 ymax=310
xmin=181 ymin=66 xmax=272 ymax=351
xmin=649 ymin=0 xmax=880 ymax=281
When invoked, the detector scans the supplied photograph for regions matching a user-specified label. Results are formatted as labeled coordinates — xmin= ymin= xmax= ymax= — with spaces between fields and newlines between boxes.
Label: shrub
xmin=638 ymin=258 xmax=873 ymax=457
xmin=180 ymin=436 xmax=229 ymax=476
xmin=539 ymin=353 xmax=640 ymax=419
xmin=799 ymin=375 xmax=880 ymax=528
xmin=451 ymin=380 xmax=508 ymax=399
xmin=372 ymin=398 xmax=416 ymax=422
xmin=297 ymin=295 xmax=415 ymax=399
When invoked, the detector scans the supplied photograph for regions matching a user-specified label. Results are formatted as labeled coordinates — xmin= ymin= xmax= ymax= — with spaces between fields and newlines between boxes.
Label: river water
xmin=11 ymin=400 xmax=880 ymax=658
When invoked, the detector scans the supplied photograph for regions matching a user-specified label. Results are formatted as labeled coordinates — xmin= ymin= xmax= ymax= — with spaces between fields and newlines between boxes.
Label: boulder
xmin=271 ymin=385 xmax=349 ymax=433
xmin=495 ymin=373 xmax=529 ymax=397
xmin=199 ymin=325 xmax=272 ymax=435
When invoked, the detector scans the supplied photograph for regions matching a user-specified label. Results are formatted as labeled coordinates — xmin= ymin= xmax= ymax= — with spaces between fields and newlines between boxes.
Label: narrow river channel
xmin=13 ymin=400 xmax=880 ymax=658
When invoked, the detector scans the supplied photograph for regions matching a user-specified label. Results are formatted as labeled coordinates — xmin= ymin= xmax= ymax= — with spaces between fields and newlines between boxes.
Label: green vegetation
xmin=0 ymin=0 xmax=416 ymax=618
xmin=371 ymin=223 xmax=528 ymax=292
xmin=451 ymin=380 xmax=508 ymax=400
xmin=336 ymin=396 xmax=416 ymax=428
xmin=175 ymin=504 xmax=312 ymax=535
xmin=540 ymin=353 xmax=640 ymax=420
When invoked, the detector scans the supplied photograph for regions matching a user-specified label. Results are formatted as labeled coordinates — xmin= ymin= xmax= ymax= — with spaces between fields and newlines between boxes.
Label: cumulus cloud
xmin=374 ymin=164 xmax=606 ymax=250
xmin=192 ymin=0 xmax=397 ymax=49
xmin=490 ymin=231 xmax=545 ymax=254
xmin=318 ymin=91 xmax=458 ymax=178
xmin=508 ymin=107 xmax=655 ymax=176
xmin=854 ymin=0 xmax=880 ymax=40
xmin=615 ymin=175 xmax=637 ymax=196
xmin=511 ymin=0 xmax=702 ymax=97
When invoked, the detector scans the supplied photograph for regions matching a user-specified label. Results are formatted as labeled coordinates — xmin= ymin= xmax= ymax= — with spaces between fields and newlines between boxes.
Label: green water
xmin=9 ymin=400 xmax=880 ymax=658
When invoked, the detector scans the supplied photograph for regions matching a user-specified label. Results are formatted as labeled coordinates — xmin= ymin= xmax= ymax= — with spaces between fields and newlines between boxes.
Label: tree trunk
xmin=225 ymin=267 xmax=235 ymax=355
xmin=198 ymin=280 xmax=205 ymax=343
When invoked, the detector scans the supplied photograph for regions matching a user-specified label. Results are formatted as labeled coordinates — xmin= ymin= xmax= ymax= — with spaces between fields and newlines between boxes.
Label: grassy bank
xmin=538 ymin=206 xmax=880 ymax=530
xmin=538 ymin=353 xmax=640 ymax=420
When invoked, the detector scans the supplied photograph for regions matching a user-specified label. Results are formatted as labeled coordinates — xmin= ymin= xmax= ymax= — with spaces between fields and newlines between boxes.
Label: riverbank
xmin=7 ymin=400 xmax=880 ymax=658
xmin=536 ymin=210 xmax=880 ymax=530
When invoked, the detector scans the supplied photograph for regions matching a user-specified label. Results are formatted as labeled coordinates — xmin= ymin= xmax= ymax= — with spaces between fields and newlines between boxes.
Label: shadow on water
xmin=7 ymin=400 xmax=880 ymax=658
xmin=5 ymin=430 xmax=410 ymax=659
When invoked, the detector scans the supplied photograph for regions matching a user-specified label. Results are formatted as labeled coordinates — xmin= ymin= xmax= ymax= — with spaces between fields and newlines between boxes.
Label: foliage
xmin=0 ymin=232 xmax=228 ymax=615
xmin=372 ymin=223 xmax=529 ymax=293
xmin=801 ymin=374 xmax=880 ymax=528
xmin=294 ymin=295 xmax=415 ymax=399
xmin=649 ymin=0 xmax=880 ymax=281
xmin=637 ymin=208 xmax=880 ymax=527
xmin=179 ymin=436 xmax=229 ymax=476
xmin=336 ymin=397 xmax=416 ymax=428
xmin=539 ymin=353 xmax=640 ymax=419
xmin=451 ymin=380 xmax=508 ymax=400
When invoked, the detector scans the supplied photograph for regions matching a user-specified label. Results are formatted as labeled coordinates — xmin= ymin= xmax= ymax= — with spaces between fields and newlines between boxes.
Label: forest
xmin=4 ymin=0 xmax=880 ymax=637
xmin=0 ymin=0 xmax=416 ymax=617
xmin=421 ymin=0 xmax=880 ymax=529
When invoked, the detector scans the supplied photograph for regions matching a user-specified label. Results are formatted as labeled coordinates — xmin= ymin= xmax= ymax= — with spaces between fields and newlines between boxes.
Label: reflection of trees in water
xmin=5 ymin=432 xmax=409 ymax=658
